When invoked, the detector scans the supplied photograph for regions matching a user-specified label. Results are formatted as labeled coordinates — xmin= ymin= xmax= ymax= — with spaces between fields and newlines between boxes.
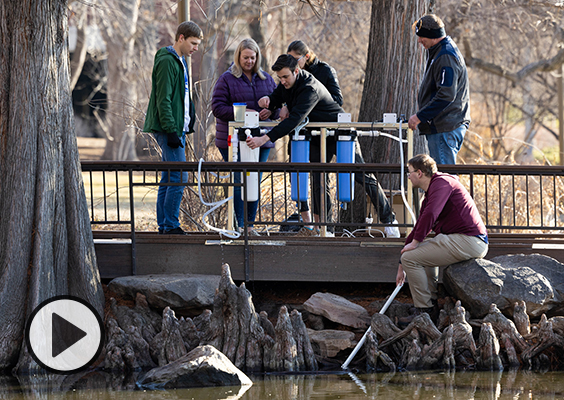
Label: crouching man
xmin=397 ymin=154 xmax=488 ymax=318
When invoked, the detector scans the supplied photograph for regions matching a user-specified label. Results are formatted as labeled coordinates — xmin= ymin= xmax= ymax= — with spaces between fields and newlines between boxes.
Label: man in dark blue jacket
xmin=408 ymin=14 xmax=470 ymax=165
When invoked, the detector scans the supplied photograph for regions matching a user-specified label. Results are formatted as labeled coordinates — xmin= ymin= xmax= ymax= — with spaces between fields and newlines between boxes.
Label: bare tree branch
xmin=464 ymin=37 xmax=564 ymax=84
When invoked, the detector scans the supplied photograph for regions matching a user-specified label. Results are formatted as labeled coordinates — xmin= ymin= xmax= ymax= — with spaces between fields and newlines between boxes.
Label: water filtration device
xmin=237 ymin=126 xmax=261 ymax=202
xmin=290 ymin=130 xmax=311 ymax=202
xmin=336 ymin=129 xmax=357 ymax=203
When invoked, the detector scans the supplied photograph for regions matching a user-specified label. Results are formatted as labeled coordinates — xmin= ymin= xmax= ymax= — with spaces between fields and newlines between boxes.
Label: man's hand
xmin=259 ymin=108 xmax=272 ymax=120
xmin=279 ymin=105 xmax=289 ymax=121
xmin=167 ymin=132 xmax=183 ymax=149
xmin=258 ymin=96 xmax=270 ymax=109
xmin=396 ymin=264 xmax=406 ymax=286
xmin=246 ymin=134 xmax=270 ymax=149
xmin=408 ymin=114 xmax=421 ymax=130
xmin=401 ymin=239 xmax=420 ymax=254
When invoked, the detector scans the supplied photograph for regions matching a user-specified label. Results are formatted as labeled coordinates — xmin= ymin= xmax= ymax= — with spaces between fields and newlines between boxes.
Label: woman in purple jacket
xmin=212 ymin=38 xmax=278 ymax=234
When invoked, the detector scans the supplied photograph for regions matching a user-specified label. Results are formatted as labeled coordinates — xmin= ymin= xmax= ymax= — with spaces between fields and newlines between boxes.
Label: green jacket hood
xmin=143 ymin=46 xmax=196 ymax=135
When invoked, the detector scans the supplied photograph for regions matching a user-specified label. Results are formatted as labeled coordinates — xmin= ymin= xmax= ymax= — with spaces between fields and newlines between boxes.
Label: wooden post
xmin=178 ymin=0 xmax=189 ymax=24
xmin=320 ymin=127 xmax=327 ymax=237
xmin=558 ymin=63 xmax=564 ymax=165
xmin=228 ymin=125 xmax=234 ymax=231
xmin=178 ymin=1 xmax=193 ymax=160
xmin=406 ymin=126 xmax=414 ymax=234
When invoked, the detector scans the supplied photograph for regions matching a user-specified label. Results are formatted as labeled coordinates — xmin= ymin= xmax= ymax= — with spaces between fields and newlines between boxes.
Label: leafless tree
xmin=438 ymin=0 xmax=564 ymax=164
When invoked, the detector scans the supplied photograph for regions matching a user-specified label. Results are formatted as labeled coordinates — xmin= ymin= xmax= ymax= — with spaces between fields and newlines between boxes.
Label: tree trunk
xmin=360 ymin=0 xmax=429 ymax=162
xmin=100 ymin=0 xmax=141 ymax=161
xmin=345 ymin=0 xmax=429 ymax=223
xmin=0 ymin=0 xmax=104 ymax=372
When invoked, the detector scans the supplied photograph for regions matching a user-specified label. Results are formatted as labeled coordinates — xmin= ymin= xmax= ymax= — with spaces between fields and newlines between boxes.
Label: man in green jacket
xmin=144 ymin=21 xmax=203 ymax=234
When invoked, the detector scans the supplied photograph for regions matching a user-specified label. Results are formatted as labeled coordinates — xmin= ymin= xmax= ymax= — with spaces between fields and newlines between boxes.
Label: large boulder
xmin=306 ymin=329 xmax=356 ymax=358
xmin=491 ymin=254 xmax=564 ymax=315
xmin=137 ymin=345 xmax=252 ymax=389
xmin=443 ymin=258 xmax=554 ymax=318
xmin=108 ymin=274 xmax=220 ymax=316
xmin=303 ymin=292 xmax=370 ymax=329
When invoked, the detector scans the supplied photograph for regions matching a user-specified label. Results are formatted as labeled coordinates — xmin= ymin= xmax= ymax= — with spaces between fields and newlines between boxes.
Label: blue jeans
xmin=155 ymin=133 xmax=188 ymax=231
xmin=426 ymin=125 xmax=466 ymax=165
xmin=219 ymin=147 xmax=270 ymax=229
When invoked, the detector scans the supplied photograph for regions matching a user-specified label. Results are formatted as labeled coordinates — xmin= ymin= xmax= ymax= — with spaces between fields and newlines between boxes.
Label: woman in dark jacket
xmin=211 ymin=38 xmax=278 ymax=234
xmin=285 ymin=40 xmax=400 ymax=237
xmin=287 ymin=40 xmax=343 ymax=106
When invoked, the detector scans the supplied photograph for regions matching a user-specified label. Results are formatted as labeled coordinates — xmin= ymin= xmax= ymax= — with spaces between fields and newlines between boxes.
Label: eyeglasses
xmin=407 ymin=170 xmax=418 ymax=177
xmin=290 ymin=54 xmax=306 ymax=63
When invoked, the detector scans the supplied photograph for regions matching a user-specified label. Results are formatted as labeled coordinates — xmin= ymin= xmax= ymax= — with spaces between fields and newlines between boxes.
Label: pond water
xmin=2 ymin=370 xmax=564 ymax=399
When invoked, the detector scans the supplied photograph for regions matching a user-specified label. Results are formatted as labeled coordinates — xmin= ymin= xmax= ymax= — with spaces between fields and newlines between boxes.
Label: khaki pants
xmin=400 ymin=233 xmax=488 ymax=308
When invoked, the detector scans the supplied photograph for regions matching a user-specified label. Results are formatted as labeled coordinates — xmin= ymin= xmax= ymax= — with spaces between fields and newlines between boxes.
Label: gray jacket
xmin=416 ymin=36 xmax=470 ymax=135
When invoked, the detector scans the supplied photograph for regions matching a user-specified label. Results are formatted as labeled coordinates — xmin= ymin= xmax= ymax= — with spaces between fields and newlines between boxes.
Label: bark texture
xmin=0 ymin=0 xmax=104 ymax=372
xmin=347 ymin=0 xmax=430 ymax=222
xmin=359 ymin=0 xmax=429 ymax=159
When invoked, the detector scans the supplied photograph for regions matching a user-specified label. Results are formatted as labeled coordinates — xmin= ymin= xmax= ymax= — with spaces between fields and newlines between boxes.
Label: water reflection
xmin=0 ymin=370 xmax=563 ymax=399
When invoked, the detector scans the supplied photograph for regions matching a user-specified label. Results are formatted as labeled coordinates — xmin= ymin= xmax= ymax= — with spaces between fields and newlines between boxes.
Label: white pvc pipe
xmin=341 ymin=283 xmax=403 ymax=369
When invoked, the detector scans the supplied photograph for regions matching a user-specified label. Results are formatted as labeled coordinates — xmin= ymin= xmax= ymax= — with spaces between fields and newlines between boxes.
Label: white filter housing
xmin=238 ymin=141 xmax=260 ymax=202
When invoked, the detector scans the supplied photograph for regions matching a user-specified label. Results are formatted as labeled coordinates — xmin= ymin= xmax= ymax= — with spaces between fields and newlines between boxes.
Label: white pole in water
xmin=341 ymin=283 xmax=404 ymax=369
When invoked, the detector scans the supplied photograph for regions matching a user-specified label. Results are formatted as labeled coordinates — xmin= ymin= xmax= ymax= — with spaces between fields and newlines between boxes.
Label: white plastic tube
xmin=341 ymin=283 xmax=403 ymax=369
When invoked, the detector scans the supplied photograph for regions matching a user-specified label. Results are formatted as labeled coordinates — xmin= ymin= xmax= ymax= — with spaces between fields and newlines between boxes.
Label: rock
xmin=368 ymin=299 xmax=413 ymax=321
xmin=137 ymin=345 xmax=252 ymax=390
xmin=108 ymin=274 xmax=221 ymax=316
xmin=443 ymin=258 xmax=554 ymax=318
xmin=306 ymin=329 xmax=356 ymax=358
xmin=305 ymin=312 xmax=325 ymax=330
xmin=491 ymin=254 xmax=564 ymax=315
xmin=303 ymin=292 xmax=370 ymax=329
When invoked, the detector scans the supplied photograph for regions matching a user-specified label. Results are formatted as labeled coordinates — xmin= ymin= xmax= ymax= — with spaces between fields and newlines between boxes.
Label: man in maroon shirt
xmin=397 ymin=154 xmax=488 ymax=318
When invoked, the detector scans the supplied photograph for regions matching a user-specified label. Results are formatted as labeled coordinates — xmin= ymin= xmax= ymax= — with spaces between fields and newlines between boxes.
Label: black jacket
xmin=416 ymin=36 xmax=470 ymax=135
xmin=266 ymin=70 xmax=344 ymax=142
xmin=305 ymin=58 xmax=343 ymax=106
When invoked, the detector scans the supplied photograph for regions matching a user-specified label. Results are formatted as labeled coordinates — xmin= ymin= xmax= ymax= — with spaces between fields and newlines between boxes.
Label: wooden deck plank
xmin=94 ymin=232 xmax=564 ymax=282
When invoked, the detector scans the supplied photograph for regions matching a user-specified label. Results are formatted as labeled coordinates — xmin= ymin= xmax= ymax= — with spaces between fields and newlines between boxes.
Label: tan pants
xmin=400 ymin=233 xmax=488 ymax=308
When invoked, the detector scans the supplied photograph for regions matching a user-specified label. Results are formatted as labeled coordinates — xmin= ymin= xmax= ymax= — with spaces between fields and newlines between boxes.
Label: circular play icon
xmin=25 ymin=296 xmax=104 ymax=374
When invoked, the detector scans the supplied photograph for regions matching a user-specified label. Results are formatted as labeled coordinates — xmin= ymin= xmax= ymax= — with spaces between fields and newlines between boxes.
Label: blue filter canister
xmin=336 ymin=130 xmax=357 ymax=202
xmin=290 ymin=131 xmax=311 ymax=202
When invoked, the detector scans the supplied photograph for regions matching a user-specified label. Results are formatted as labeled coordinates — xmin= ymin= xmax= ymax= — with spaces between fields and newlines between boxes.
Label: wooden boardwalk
xmin=94 ymin=231 xmax=564 ymax=282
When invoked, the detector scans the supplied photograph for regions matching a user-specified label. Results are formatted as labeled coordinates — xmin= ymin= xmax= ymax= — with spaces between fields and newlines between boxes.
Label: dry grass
xmin=459 ymin=172 xmax=564 ymax=233
xmin=81 ymin=136 xmax=564 ymax=234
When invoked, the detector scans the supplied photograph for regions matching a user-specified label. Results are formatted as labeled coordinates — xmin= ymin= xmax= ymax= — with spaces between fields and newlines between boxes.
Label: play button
xmin=25 ymin=296 xmax=104 ymax=374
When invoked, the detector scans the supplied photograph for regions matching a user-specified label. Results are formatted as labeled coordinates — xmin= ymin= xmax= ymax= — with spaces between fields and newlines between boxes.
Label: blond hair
xmin=230 ymin=38 xmax=266 ymax=80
